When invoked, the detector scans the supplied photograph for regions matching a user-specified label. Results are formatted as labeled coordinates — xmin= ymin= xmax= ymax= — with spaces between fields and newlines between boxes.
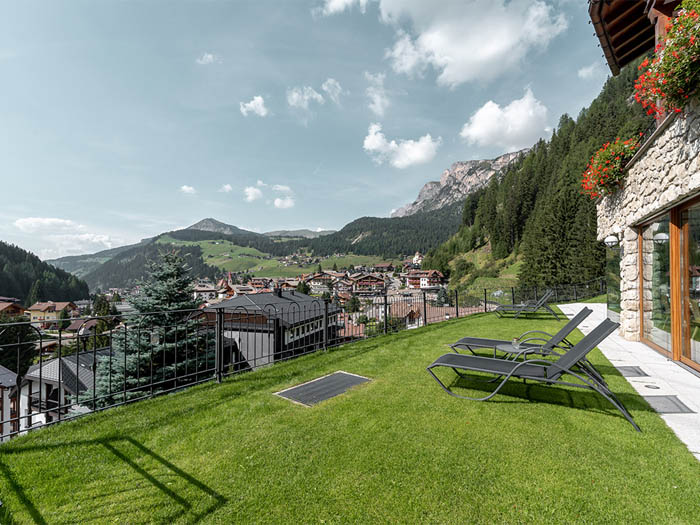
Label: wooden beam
xmin=607 ymin=1 xmax=646 ymax=33
xmin=617 ymin=34 xmax=656 ymax=66
xmin=610 ymin=17 xmax=654 ymax=49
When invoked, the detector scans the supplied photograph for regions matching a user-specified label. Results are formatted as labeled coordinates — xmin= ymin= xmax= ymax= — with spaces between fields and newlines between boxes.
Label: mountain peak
xmin=391 ymin=149 xmax=528 ymax=218
xmin=186 ymin=218 xmax=251 ymax=236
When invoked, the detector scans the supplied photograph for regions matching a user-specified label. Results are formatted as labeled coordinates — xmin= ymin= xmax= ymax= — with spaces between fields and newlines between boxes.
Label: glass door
xmin=681 ymin=203 xmax=700 ymax=367
xmin=641 ymin=215 xmax=672 ymax=352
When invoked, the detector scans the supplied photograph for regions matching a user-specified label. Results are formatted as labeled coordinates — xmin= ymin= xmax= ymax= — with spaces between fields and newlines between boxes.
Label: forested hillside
xmin=307 ymin=202 xmax=463 ymax=257
xmin=424 ymin=58 xmax=652 ymax=288
xmin=83 ymin=243 xmax=221 ymax=291
xmin=0 ymin=241 xmax=90 ymax=305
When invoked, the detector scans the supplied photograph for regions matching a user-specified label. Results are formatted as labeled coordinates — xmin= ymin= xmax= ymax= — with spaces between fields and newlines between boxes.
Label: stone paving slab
xmin=559 ymin=303 xmax=700 ymax=462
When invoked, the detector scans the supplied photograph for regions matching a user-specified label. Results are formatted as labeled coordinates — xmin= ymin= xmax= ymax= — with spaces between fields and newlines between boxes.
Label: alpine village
xmin=1 ymin=1 xmax=700 ymax=523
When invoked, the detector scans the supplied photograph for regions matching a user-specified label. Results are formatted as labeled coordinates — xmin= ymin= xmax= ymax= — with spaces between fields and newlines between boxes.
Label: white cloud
xmin=196 ymin=52 xmax=220 ymax=65
xmin=364 ymin=72 xmax=390 ymax=117
xmin=363 ymin=123 xmax=441 ymax=169
xmin=314 ymin=0 xmax=369 ymax=16
xmin=321 ymin=78 xmax=345 ymax=105
xmin=13 ymin=217 xmax=119 ymax=259
xmin=577 ymin=62 xmax=600 ymax=79
xmin=219 ymin=184 xmax=233 ymax=193
xmin=286 ymin=86 xmax=325 ymax=110
xmin=324 ymin=1 xmax=566 ymax=88
xmin=459 ymin=88 xmax=548 ymax=152
xmin=244 ymin=186 xmax=263 ymax=202
xmin=180 ymin=185 xmax=196 ymax=194
xmin=274 ymin=196 xmax=295 ymax=209
xmin=272 ymin=184 xmax=292 ymax=192
xmin=257 ymin=180 xmax=267 ymax=187
xmin=240 ymin=95 xmax=269 ymax=117
xmin=14 ymin=217 xmax=77 ymax=233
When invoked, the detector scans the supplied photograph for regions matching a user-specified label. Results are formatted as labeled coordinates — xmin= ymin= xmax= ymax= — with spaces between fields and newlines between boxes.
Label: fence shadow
xmin=0 ymin=435 xmax=226 ymax=524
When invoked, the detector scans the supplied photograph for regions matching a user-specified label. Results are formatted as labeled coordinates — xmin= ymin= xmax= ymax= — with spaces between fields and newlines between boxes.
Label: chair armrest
xmin=518 ymin=329 xmax=554 ymax=339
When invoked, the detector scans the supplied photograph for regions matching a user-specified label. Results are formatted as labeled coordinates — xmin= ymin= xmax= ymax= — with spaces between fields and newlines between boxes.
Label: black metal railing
xmin=0 ymin=278 xmax=606 ymax=441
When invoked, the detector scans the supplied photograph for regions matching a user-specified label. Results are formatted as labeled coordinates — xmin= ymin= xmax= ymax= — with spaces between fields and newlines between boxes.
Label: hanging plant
xmin=581 ymin=135 xmax=642 ymax=199
xmin=634 ymin=0 xmax=700 ymax=118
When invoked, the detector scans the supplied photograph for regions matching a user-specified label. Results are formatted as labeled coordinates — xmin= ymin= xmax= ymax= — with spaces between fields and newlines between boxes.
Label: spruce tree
xmin=90 ymin=252 xmax=213 ymax=408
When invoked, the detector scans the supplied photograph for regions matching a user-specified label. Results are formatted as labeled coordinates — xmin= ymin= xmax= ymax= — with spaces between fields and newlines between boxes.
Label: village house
xmin=205 ymin=290 xmax=342 ymax=370
xmin=351 ymin=273 xmax=386 ymax=295
xmin=0 ymin=302 xmax=25 ymax=318
xmin=591 ymin=0 xmax=700 ymax=374
xmin=193 ymin=283 xmax=219 ymax=302
xmin=372 ymin=262 xmax=395 ymax=273
xmin=406 ymin=270 xmax=445 ymax=290
xmin=26 ymin=301 xmax=78 ymax=329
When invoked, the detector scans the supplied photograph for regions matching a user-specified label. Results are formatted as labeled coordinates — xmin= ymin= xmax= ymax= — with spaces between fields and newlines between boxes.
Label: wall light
xmin=604 ymin=234 xmax=620 ymax=248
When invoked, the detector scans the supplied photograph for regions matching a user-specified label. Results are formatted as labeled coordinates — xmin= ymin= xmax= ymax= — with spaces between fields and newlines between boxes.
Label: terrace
xmin=1 ymin=306 xmax=700 ymax=523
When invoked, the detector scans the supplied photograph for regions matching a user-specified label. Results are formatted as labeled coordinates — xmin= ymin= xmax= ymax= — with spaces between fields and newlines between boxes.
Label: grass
xmin=580 ymin=293 xmax=608 ymax=304
xmin=2 ymin=313 xmax=700 ymax=523
xmin=156 ymin=236 xmax=398 ymax=277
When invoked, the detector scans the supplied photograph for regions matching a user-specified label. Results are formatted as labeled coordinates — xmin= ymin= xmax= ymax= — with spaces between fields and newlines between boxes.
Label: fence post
xmin=422 ymin=291 xmax=428 ymax=327
xmin=574 ymin=284 xmax=578 ymax=302
xmin=323 ymin=300 xmax=329 ymax=351
xmin=511 ymin=287 xmax=515 ymax=306
xmin=600 ymin=277 xmax=605 ymax=295
xmin=455 ymin=290 xmax=459 ymax=318
xmin=215 ymin=309 xmax=224 ymax=383
xmin=383 ymin=292 xmax=388 ymax=334
xmin=483 ymin=289 xmax=487 ymax=314
xmin=534 ymin=285 xmax=538 ymax=302
xmin=554 ymin=287 xmax=559 ymax=302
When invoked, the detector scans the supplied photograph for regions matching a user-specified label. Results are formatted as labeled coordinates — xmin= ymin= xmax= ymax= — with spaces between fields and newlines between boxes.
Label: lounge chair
xmin=427 ymin=318 xmax=639 ymax=430
xmin=450 ymin=307 xmax=592 ymax=359
xmin=493 ymin=289 xmax=560 ymax=320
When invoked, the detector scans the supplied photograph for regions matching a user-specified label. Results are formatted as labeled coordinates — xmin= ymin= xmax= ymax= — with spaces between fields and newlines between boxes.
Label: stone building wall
xmin=596 ymin=104 xmax=700 ymax=340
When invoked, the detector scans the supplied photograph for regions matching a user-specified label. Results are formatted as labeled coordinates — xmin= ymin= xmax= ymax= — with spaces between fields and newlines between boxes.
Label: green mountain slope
xmin=0 ymin=241 xmax=90 ymax=305
xmin=423 ymin=58 xmax=652 ymax=290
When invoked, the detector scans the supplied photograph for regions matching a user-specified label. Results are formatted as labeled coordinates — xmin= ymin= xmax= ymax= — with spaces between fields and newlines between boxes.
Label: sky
xmin=0 ymin=0 xmax=611 ymax=260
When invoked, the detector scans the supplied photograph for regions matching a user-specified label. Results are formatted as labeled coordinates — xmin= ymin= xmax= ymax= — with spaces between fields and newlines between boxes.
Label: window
xmin=641 ymin=215 xmax=672 ymax=352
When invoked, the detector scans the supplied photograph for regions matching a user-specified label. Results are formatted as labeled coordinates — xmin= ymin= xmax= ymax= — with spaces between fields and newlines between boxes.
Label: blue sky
xmin=0 ymin=0 xmax=610 ymax=259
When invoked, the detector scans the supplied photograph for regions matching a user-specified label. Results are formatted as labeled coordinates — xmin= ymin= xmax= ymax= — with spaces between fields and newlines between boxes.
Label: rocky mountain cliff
xmin=391 ymin=149 xmax=528 ymax=218
xmin=186 ymin=218 xmax=255 ymax=236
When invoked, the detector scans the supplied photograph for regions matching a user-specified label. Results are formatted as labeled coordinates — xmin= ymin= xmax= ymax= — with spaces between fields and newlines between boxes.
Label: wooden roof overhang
xmin=589 ymin=0 xmax=681 ymax=75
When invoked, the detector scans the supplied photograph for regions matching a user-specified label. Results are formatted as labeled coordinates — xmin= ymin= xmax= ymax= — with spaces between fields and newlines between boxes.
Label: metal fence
xmin=0 ymin=279 xmax=605 ymax=441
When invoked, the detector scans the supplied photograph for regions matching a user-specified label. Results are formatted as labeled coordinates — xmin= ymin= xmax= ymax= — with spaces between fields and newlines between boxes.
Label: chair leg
xmin=426 ymin=366 xmax=510 ymax=400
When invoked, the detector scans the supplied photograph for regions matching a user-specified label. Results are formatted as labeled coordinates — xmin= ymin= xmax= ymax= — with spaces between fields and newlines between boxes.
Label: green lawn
xmin=156 ymin=236 xmax=398 ymax=277
xmin=2 ymin=313 xmax=700 ymax=523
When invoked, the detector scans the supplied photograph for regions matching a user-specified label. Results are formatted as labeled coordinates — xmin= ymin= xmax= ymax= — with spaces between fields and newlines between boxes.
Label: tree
xmin=58 ymin=308 xmax=71 ymax=330
xmin=296 ymin=281 xmax=311 ymax=295
xmin=347 ymin=295 xmax=361 ymax=313
xmin=0 ymin=313 xmax=37 ymax=377
xmin=436 ymin=287 xmax=449 ymax=307
xmin=317 ymin=263 xmax=323 ymax=273
xmin=332 ymin=263 xmax=338 ymax=271
xmin=90 ymin=252 xmax=211 ymax=407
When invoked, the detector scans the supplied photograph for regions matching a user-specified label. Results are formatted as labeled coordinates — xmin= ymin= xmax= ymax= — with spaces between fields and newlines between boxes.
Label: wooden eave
xmin=588 ymin=0 xmax=667 ymax=75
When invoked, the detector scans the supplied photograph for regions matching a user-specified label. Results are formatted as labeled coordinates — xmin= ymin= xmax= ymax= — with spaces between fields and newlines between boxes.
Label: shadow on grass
xmin=438 ymin=369 xmax=653 ymax=426
xmin=0 ymin=435 xmax=226 ymax=524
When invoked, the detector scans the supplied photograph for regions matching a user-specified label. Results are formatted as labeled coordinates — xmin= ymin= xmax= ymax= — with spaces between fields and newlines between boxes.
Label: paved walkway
xmin=558 ymin=303 xmax=700 ymax=462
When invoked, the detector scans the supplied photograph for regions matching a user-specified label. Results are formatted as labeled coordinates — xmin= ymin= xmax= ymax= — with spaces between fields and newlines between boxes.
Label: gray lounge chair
xmin=427 ymin=319 xmax=640 ymax=431
xmin=450 ymin=307 xmax=592 ymax=359
xmin=493 ymin=289 xmax=560 ymax=320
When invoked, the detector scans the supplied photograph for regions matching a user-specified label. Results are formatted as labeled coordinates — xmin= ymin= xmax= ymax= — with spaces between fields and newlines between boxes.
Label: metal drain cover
xmin=643 ymin=395 xmax=695 ymax=414
xmin=275 ymin=371 xmax=370 ymax=406
xmin=617 ymin=366 xmax=649 ymax=377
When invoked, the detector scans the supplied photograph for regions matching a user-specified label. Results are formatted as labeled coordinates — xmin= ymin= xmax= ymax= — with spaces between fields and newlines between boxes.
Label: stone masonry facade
xmin=596 ymin=103 xmax=700 ymax=340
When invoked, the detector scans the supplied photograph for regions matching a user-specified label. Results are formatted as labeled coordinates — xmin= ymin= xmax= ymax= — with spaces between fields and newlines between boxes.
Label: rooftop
xmin=1 ymin=312 xmax=699 ymax=523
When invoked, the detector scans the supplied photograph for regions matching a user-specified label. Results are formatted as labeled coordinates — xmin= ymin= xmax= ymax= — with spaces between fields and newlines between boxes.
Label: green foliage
xmin=346 ymin=295 xmax=361 ymax=313
xmin=425 ymin=58 xmax=653 ymax=288
xmin=296 ymin=281 xmax=311 ymax=295
xmin=0 ymin=241 xmax=89 ymax=305
xmin=91 ymin=253 xmax=211 ymax=407
xmin=0 ymin=313 xmax=37 ymax=376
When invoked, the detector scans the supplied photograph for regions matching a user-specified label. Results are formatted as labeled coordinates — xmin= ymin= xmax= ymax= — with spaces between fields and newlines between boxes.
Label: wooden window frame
xmin=638 ymin=197 xmax=700 ymax=373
